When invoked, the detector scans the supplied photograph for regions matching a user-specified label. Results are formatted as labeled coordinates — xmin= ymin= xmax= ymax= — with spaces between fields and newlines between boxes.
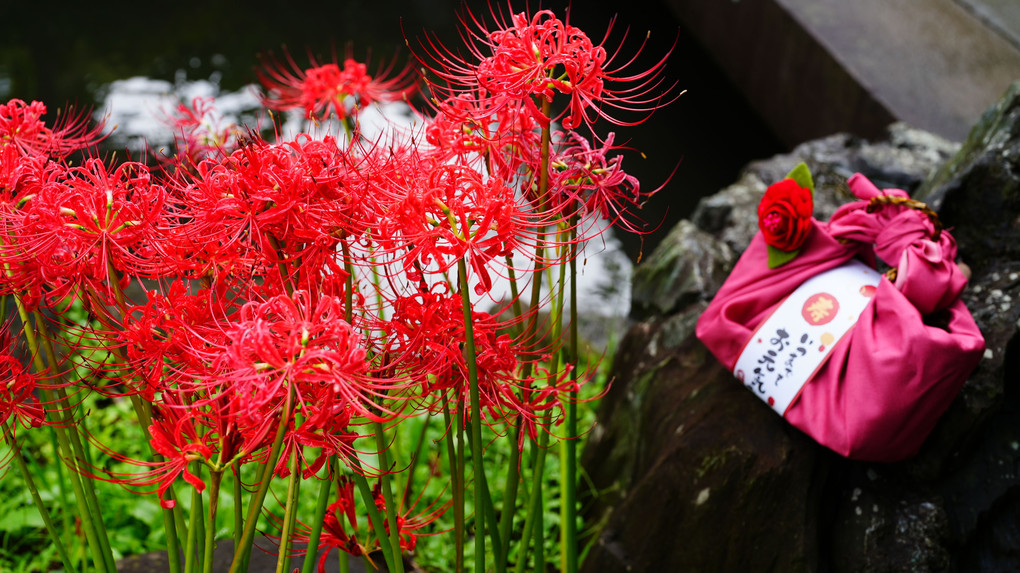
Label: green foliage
xmin=0 ymin=346 xmax=611 ymax=573
xmin=766 ymin=244 xmax=801 ymax=269
xmin=785 ymin=162 xmax=815 ymax=196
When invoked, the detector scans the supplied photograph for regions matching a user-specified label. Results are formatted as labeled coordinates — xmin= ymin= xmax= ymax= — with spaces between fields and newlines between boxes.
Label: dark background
xmin=0 ymin=0 xmax=783 ymax=260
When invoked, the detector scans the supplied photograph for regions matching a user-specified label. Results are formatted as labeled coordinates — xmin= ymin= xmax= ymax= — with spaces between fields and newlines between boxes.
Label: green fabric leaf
xmin=767 ymin=244 xmax=800 ymax=269
xmin=785 ymin=162 xmax=815 ymax=197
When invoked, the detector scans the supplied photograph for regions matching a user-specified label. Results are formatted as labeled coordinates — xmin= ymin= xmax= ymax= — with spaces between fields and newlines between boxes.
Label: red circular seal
xmin=802 ymin=293 xmax=839 ymax=325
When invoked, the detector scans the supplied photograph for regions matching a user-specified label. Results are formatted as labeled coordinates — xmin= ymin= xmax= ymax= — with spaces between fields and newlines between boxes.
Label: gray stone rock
xmin=630 ymin=221 xmax=733 ymax=321
xmin=583 ymin=98 xmax=1020 ymax=571
xmin=692 ymin=123 xmax=959 ymax=257
xmin=917 ymin=80 xmax=1020 ymax=266
xmin=881 ymin=85 xmax=1020 ymax=489
xmin=582 ymin=305 xmax=825 ymax=573
xmin=690 ymin=171 xmax=769 ymax=256
xmin=829 ymin=469 xmax=951 ymax=573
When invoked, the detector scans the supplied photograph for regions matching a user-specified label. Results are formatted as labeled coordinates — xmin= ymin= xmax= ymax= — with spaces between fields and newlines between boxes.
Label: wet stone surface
xmin=582 ymin=85 xmax=1020 ymax=572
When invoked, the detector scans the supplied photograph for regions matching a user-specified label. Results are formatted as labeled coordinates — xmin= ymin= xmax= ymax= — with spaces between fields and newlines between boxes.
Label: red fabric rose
xmin=758 ymin=178 xmax=813 ymax=251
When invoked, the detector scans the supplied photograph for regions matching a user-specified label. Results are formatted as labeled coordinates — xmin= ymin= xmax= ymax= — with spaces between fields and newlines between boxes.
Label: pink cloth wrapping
xmin=696 ymin=173 xmax=986 ymax=461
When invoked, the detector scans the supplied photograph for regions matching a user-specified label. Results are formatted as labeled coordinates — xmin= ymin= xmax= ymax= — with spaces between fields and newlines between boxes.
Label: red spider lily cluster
xmin=0 ymin=4 xmax=676 ymax=571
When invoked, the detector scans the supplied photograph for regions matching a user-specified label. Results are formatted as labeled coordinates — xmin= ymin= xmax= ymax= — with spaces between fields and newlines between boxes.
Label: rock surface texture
xmin=582 ymin=81 xmax=1020 ymax=573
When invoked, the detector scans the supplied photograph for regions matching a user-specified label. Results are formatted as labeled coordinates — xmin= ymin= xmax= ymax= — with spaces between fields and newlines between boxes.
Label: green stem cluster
xmin=440 ymin=95 xmax=583 ymax=573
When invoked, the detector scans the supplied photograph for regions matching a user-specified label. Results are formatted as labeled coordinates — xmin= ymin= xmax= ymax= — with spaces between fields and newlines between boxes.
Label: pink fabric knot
xmin=695 ymin=172 xmax=985 ymax=461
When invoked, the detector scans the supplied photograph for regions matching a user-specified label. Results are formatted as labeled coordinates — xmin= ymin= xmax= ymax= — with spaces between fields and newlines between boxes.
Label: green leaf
xmin=127 ymin=496 xmax=163 ymax=526
xmin=785 ymin=162 xmax=815 ymax=197
xmin=0 ymin=507 xmax=45 ymax=533
xmin=767 ymin=244 xmax=800 ymax=269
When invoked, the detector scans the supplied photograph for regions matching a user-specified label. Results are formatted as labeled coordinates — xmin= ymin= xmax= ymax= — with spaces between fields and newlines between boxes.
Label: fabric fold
xmin=696 ymin=173 xmax=985 ymax=462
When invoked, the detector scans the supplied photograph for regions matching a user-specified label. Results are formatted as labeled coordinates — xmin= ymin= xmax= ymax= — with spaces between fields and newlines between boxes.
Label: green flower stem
xmin=533 ymin=498 xmax=546 ymax=573
xmin=502 ymin=256 xmax=525 ymax=338
xmin=518 ymin=279 xmax=566 ymax=573
xmin=232 ymin=467 xmax=243 ymax=549
xmin=163 ymin=489 xmax=184 ymax=573
xmin=4 ymin=422 xmax=77 ymax=573
xmin=202 ymin=469 xmax=224 ymax=573
xmin=33 ymin=313 xmax=116 ymax=572
xmin=350 ymin=465 xmax=397 ymax=573
xmin=41 ymin=388 xmax=107 ymax=572
xmin=87 ymin=271 xmax=186 ymax=572
xmin=522 ymin=100 xmax=555 ymax=361
xmin=341 ymin=240 xmax=355 ymax=323
xmin=45 ymin=425 xmax=74 ymax=557
xmin=342 ymin=115 xmax=356 ymax=140
xmin=267 ymin=234 xmax=296 ymax=296
xmin=466 ymin=429 xmax=504 ymax=572
xmin=537 ymin=99 xmax=553 ymax=202
xmin=499 ymin=424 xmax=522 ymax=566
xmin=11 ymin=300 xmax=110 ymax=573
xmin=560 ymin=222 xmax=580 ymax=573
xmin=442 ymin=404 xmax=464 ymax=573
xmin=401 ymin=415 xmax=431 ymax=509
xmin=456 ymin=258 xmax=487 ymax=573
xmin=184 ymin=466 xmax=206 ymax=573
xmin=105 ymin=258 xmax=128 ymax=316
xmin=228 ymin=386 xmax=295 ymax=573
xmin=514 ymin=430 xmax=550 ymax=573
xmin=300 ymin=456 xmax=337 ymax=573
xmin=374 ymin=421 xmax=405 ymax=573
xmin=275 ymin=449 xmax=303 ymax=573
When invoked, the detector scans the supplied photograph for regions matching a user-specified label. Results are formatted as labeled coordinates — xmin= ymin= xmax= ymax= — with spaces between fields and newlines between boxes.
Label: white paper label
xmin=733 ymin=259 xmax=881 ymax=415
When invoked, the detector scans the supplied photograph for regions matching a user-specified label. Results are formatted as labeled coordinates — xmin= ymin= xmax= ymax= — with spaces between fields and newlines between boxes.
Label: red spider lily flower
xmin=0 ymin=358 xmax=45 ymax=430
xmin=288 ymin=476 xmax=366 ymax=569
xmin=0 ymin=99 xmax=105 ymax=158
xmin=0 ymin=324 xmax=48 ymax=433
xmin=382 ymin=288 xmax=567 ymax=440
xmin=415 ymin=3 xmax=678 ymax=130
xmin=162 ymin=135 xmax=296 ymax=278
xmin=164 ymin=96 xmax=239 ymax=164
xmin=163 ymin=133 xmax=369 ymax=287
xmin=146 ymin=408 xmax=211 ymax=508
xmin=370 ymin=478 xmax=448 ymax=553
xmin=0 ymin=141 xmax=47 ymax=198
xmin=289 ymin=475 xmax=448 ymax=572
xmin=89 ymin=404 xmax=213 ymax=509
xmin=117 ymin=282 xmax=237 ymax=398
xmin=57 ymin=159 xmax=166 ymax=276
xmin=549 ymin=131 xmax=662 ymax=233
xmin=0 ymin=147 xmax=65 ymax=306
xmin=257 ymin=49 xmax=418 ymax=121
xmin=0 ymin=157 xmax=166 ymax=308
xmin=375 ymin=157 xmax=546 ymax=295
xmin=200 ymin=291 xmax=399 ymax=434
xmin=424 ymin=90 xmax=541 ymax=180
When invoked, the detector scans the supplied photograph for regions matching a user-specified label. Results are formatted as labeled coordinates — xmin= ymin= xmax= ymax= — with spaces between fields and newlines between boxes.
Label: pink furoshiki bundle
xmin=696 ymin=167 xmax=985 ymax=462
